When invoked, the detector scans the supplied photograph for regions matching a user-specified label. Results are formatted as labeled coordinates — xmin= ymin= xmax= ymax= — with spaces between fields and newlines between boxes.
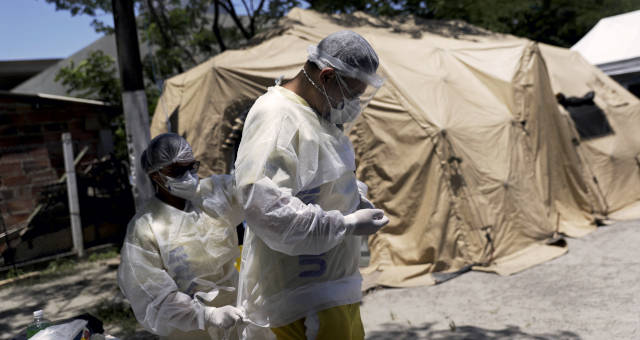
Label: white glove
xmin=344 ymin=209 xmax=390 ymax=235
xmin=358 ymin=195 xmax=375 ymax=210
xmin=204 ymin=306 xmax=245 ymax=329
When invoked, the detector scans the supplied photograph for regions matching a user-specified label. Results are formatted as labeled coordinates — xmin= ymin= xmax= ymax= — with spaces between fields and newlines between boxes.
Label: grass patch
xmin=92 ymin=299 xmax=139 ymax=336
xmin=1 ymin=246 xmax=120 ymax=285
xmin=41 ymin=258 xmax=78 ymax=276
xmin=2 ymin=268 xmax=26 ymax=280
xmin=0 ymin=257 xmax=79 ymax=286
xmin=88 ymin=247 xmax=119 ymax=262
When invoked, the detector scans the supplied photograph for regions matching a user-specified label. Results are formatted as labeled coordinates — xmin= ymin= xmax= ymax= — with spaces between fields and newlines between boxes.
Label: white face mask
xmin=302 ymin=68 xmax=362 ymax=124
xmin=328 ymin=94 xmax=361 ymax=124
xmin=161 ymin=171 xmax=200 ymax=201
xmin=327 ymin=74 xmax=363 ymax=124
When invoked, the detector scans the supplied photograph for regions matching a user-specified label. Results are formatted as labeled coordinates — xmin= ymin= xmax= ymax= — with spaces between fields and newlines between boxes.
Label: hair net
xmin=307 ymin=30 xmax=383 ymax=88
xmin=141 ymin=133 xmax=195 ymax=174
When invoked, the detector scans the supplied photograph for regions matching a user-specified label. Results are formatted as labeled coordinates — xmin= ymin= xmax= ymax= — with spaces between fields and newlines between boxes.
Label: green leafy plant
xmin=55 ymin=50 xmax=160 ymax=160
xmin=87 ymin=247 xmax=119 ymax=262
xmin=92 ymin=299 xmax=140 ymax=335
xmin=42 ymin=258 xmax=78 ymax=275
xmin=3 ymin=268 xmax=25 ymax=280
xmin=55 ymin=50 xmax=121 ymax=105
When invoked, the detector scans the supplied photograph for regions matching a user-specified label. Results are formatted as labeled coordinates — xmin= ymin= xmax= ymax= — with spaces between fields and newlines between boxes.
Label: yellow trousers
xmin=270 ymin=303 xmax=364 ymax=340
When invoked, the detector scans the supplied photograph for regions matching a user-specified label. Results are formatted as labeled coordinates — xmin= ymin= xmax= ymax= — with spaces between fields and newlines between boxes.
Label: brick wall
xmin=0 ymin=147 xmax=57 ymax=229
xmin=0 ymin=92 xmax=119 ymax=233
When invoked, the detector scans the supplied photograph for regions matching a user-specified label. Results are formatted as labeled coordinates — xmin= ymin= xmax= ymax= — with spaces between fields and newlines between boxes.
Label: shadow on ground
xmin=0 ymin=267 xmax=113 ymax=335
xmin=366 ymin=322 xmax=581 ymax=340
xmin=0 ymin=303 xmax=41 ymax=335
xmin=118 ymin=331 xmax=159 ymax=340
xmin=0 ymin=263 xmax=158 ymax=340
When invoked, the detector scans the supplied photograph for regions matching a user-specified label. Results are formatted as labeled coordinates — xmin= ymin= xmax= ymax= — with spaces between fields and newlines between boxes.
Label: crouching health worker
xmin=118 ymin=133 xmax=245 ymax=340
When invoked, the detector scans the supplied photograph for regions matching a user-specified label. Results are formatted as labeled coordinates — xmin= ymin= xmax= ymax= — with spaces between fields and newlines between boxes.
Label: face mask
xmin=303 ymin=68 xmax=362 ymax=124
xmin=161 ymin=170 xmax=199 ymax=201
xmin=327 ymin=93 xmax=361 ymax=124
xmin=327 ymin=74 xmax=363 ymax=124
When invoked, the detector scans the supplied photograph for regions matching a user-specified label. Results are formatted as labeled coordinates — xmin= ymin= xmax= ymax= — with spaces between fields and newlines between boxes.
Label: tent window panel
xmin=557 ymin=91 xmax=614 ymax=140
xmin=627 ymin=82 xmax=640 ymax=99
xmin=169 ymin=106 xmax=179 ymax=133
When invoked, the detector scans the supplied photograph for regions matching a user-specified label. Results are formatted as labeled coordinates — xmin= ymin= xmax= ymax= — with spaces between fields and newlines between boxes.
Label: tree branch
xmin=212 ymin=0 xmax=227 ymax=52
xmin=155 ymin=0 xmax=198 ymax=65
xmin=240 ymin=0 xmax=252 ymax=21
xmin=219 ymin=0 xmax=252 ymax=39
xmin=145 ymin=0 xmax=172 ymax=49
xmin=249 ymin=0 xmax=267 ymax=37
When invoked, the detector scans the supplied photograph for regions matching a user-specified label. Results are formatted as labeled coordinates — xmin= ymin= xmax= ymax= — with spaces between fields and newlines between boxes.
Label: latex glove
xmin=204 ymin=306 xmax=245 ymax=329
xmin=358 ymin=195 xmax=375 ymax=210
xmin=344 ymin=209 xmax=389 ymax=235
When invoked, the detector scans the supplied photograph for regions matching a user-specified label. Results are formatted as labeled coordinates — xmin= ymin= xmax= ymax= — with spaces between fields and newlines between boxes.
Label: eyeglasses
xmin=163 ymin=161 xmax=200 ymax=178
xmin=335 ymin=74 xmax=365 ymax=100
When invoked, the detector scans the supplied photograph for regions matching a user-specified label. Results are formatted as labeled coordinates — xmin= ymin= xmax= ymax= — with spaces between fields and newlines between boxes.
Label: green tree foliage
xmin=306 ymin=0 xmax=640 ymax=47
xmin=54 ymin=50 xmax=159 ymax=160
xmin=45 ymin=0 xmax=299 ymax=80
xmin=55 ymin=50 xmax=121 ymax=104
xmin=137 ymin=0 xmax=298 ymax=78
xmin=43 ymin=0 xmax=114 ymax=33
xmin=48 ymin=0 xmax=299 ymax=119
xmin=48 ymin=0 xmax=296 ymax=160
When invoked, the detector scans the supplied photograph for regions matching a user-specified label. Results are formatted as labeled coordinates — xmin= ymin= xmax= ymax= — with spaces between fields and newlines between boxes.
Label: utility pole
xmin=62 ymin=133 xmax=84 ymax=258
xmin=112 ymin=0 xmax=153 ymax=210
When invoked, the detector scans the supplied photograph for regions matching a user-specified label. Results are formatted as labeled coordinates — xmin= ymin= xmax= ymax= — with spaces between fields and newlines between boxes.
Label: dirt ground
xmin=0 ymin=258 xmax=156 ymax=340
xmin=1 ymin=219 xmax=639 ymax=340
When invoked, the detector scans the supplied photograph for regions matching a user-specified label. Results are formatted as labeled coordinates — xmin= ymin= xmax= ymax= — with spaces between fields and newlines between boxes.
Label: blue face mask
xmin=161 ymin=170 xmax=199 ymax=201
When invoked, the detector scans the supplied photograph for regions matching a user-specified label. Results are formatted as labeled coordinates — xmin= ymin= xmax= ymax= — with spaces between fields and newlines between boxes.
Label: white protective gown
xmin=234 ymin=86 xmax=364 ymax=333
xmin=118 ymin=175 xmax=243 ymax=340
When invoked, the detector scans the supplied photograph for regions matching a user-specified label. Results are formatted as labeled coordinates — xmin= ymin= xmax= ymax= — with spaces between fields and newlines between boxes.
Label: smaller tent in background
xmin=571 ymin=10 xmax=640 ymax=98
xmin=472 ymin=26 xmax=640 ymax=235
xmin=539 ymin=43 xmax=640 ymax=223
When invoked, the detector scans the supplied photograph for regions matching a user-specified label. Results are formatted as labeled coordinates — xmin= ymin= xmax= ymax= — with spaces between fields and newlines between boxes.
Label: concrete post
xmin=61 ymin=133 xmax=84 ymax=258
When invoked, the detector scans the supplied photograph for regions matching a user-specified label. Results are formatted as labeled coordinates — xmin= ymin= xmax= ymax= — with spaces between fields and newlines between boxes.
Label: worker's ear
xmin=319 ymin=67 xmax=336 ymax=84
xmin=149 ymin=172 xmax=164 ymax=188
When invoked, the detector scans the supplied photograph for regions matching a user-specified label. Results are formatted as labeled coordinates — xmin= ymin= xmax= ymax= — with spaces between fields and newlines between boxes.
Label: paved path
xmin=361 ymin=219 xmax=640 ymax=340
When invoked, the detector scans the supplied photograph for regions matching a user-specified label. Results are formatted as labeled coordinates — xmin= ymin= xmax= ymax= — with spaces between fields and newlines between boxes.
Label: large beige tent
xmin=150 ymin=8 xmax=639 ymax=288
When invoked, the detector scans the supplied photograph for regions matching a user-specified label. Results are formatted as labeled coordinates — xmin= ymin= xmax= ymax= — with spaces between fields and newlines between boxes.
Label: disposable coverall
xmin=235 ymin=85 xmax=369 ymax=338
xmin=118 ymin=175 xmax=243 ymax=340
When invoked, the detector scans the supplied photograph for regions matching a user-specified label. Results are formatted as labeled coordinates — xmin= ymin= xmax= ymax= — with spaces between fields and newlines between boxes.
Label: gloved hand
xmin=204 ymin=306 xmax=245 ymax=329
xmin=344 ymin=209 xmax=389 ymax=235
xmin=358 ymin=195 xmax=375 ymax=210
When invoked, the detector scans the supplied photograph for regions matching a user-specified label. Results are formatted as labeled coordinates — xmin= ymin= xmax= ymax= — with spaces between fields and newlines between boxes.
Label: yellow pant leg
xmin=270 ymin=303 xmax=364 ymax=340
xmin=271 ymin=318 xmax=306 ymax=340
xmin=234 ymin=245 xmax=243 ymax=271
xmin=316 ymin=303 xmax=364 ymax=340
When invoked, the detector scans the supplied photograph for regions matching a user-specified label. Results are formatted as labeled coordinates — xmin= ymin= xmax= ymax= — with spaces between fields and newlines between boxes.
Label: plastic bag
xmin=30 ymin=319 xmax=87 ymax=340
